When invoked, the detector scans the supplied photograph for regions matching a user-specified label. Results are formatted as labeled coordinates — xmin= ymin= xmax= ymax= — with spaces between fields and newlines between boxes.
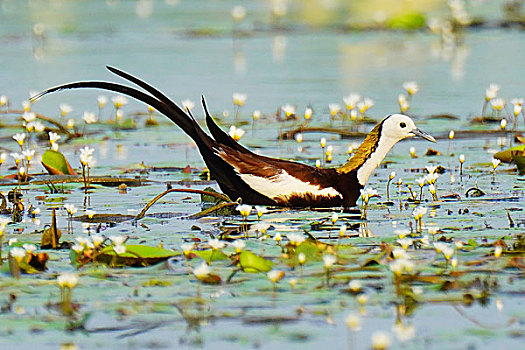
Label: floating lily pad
xmin=238 ymin=251 xmax=273 ymax=273
xmin=93 ymin=245 xmax=180 ymax=267
xmin=41 ymin=150 xmax=77 ymax=176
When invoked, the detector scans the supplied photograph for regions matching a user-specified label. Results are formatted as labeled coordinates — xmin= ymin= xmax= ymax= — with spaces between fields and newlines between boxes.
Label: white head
xmin=351 ymin=113 xmax=435 ymax=186
xmin=381 ymin=114 xmax=436 ymax=143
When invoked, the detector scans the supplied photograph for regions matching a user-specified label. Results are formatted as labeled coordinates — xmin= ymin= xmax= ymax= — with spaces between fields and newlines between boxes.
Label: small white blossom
xmin=287 ymin=233 xmax=305 ymax=246
xmin=12 ymin=133 xmax=26 ymax=147
xmin=208 ymin=239 xmax=225 ymax=250
xmin=232 ymin=93 xmax=247 ymax=106
xmin=57 ymin=272 xmax=79 ymax=289
xmin=83 ymin=111 xmax=97 ymax=124
xmin=59 ymin=103 xmax=73 ymax=117
xmin=231 ymin=240 xmax=246 ymax=252
xmin=323 ymin=254 xmax=337 ymax=269
xmin=181 ymin=99 xmax=195 ymax=111
xmin=403 ymin=81 xmax=419 ymax=95
xmin=112 ymin=95 xmax=128 ymax=109
xmin=192 ymin=261 xmax=210 ymax=278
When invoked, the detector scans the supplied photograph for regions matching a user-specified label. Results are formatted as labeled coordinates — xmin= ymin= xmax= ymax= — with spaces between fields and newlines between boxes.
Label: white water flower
xmin=97 ymin=95 xmax=108 ymax=108
xmin=113 ymin=244 xmax=126 ymax=255
xmin=485 ymin=84 xmax=499 ymax=100
xmin=12 ymin=133 xmax=26 ymax=147
xmin=21 ymin=149 xmax=35 ymax=163
xmin=235 ymin=204 xmax=251 ymax=217
xmin=0 ymin=95 xmax=7 ymax=106
xmin=403 ymin=81 xmax=419 ymax=95
xmin=228 ymin=125 xmax=246 ymax=141
xmin=254 ymin=206 xmax=268 ymax=218
xmin=48 ymin=131 xmax=60 ymax=145
xmin=494 ymin=245 xmax=503 ymax=258
xmin=442 ymin=245 xmax=455 ymax=260
xmin=231 ymin=5 xmax=247 ymax=22
xmin=393 ymin=323 xmax=416 ymax=342
xmin=304 ymin=107 xmax=313 ymax=120
xmin=426 ymin=165 xmax=437 ymax=174
xmin=412 ymin=206 xmax=427 ymax=220
xmin=208 ymin=239 xmax=225 ymax=250
xmin=192 ymin=261 xmax=210 ymax=278
xmin=282 ymin=104 xmax=296 ymax=117
xmin=22 ymin=244 xmax=37 ymax=253
xmin=33 ymin=121 xmax=45 ymax=133
xmin=10 ymin=247 xmax=26 ymax=261
xmin=397 ymin=238 xmax=413 ymax=250
xmin=180 ymin=243 xmax=194 ymax=254
xmin=57 ymin=272 xmax=79 ymax=289
xmin=343 ymin=93 xmax=361 ymax=110
xmin=59 ymin=103 xmax=73 ymax=117
xmin=71 ymin=244 xmax=84 ymax=253
xmin=491 ymin=98 xmax=505 ymax=111
xmin=390 ymin=258 xmax=414 ymax=276
xmin=372 ymin=331 xmax=392 ymax=350
xmin=323 ymin=254 xmax=337 ymax=269
xmin=298 ymin=252 xmax=306 ymax=264
xmin=232 ymin=93 xmax=247 ymax=106
xmin=492 ymin=158 xmax=501 ymax=169
xmin=23 ymin=112 xmax=36 ymax=123
xmin=267 ymin=270 xmax=284 ymax=283
xmin=22 ymin=100 xmax=31 ymax=112
xmin=348 ymin=279 xmax=362 ymax=292
xmin=392 ymin=247 xmax=407 ymax=259
xmin=328 ymin=103 xmax=341 ymax=116
xmin=345 ymin=314 xmax=361 ymax=331
xmin=231 ymin=240 xmax=246 ymax=252
xmin=181 ymin=99 xmax=194 ymax=111
xmin=83 ymin=112 xmax=97 ymax=124
xmin=109 ymin=235 xmax=125 ymax=246
xmin=252 ymin=110 xmax=261 ymax=120
xmin=112 ymin=95 xmax=128 ymax=109
xmin=287 ymin=233 xmax=305 ymax=246
xmin=10 ymin=152 xmax=24 ymax=166
xmin=64 ymin=204 xmax=77 ymax=215
xmin=389 ymin=171 xmax=396 ymax=180
xmin=433 ymin=242 xmax=448 ymax=253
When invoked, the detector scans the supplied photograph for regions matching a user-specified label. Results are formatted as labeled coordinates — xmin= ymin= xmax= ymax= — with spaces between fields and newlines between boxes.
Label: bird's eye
xmin=400 ymin=122 xmax=406 ymax=128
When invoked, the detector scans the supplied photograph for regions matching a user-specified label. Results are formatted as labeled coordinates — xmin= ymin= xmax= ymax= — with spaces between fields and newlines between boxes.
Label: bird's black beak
xmin=410 ymin=128 xmax=436 ymax=143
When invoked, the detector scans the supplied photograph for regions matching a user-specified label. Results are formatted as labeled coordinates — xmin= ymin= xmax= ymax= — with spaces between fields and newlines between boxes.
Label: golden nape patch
xmin=337 ymin=123 xmax=381 ymax=174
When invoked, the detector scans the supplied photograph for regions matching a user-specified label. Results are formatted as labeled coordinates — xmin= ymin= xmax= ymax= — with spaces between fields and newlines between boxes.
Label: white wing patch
xmin=240 ymin=171 xmax=341 ymax=200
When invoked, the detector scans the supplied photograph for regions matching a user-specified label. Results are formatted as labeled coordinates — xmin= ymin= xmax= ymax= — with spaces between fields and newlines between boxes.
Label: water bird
xmin=31 ymin=67 xmax=436 ymax=208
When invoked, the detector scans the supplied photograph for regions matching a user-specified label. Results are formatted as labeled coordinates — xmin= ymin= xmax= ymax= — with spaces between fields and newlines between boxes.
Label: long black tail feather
xmin=31 ymin=80 xmax=202 ymax=142
xmin=30 ymin=68 xmax=277 ymax=205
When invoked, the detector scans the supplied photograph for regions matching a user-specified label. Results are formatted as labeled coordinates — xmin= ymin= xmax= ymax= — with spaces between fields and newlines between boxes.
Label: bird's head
xmin=381 ymin=114 xmax=436 ymax=143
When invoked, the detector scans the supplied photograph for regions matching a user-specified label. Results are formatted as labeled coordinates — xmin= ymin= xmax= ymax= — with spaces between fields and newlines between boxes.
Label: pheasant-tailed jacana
xmin=31 ymin=67 xmax=436 ymax=208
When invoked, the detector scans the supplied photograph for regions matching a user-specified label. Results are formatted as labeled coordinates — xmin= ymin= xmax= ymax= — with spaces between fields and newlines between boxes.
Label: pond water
xmin=1 ymin=1 xmax=525 ymax=349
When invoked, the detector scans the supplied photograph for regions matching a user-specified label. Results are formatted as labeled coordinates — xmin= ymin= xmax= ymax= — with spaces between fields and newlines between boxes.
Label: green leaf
xmin=193 ymin=249 xmax=229 ymax=263
xmin=513 ymin=154 xmax=525 ymax=174
xmin=387 ymin=12 xmax=426 ymax=30
xmin=41 ymin=150 xmax=76 ymax=175
xmin=238 ymin=251 xmax=273 ymax=273
xmin=494 ymin=145 xmax=525 ymax=163
xmin=95 ymin=244 xmax=179 ymax=267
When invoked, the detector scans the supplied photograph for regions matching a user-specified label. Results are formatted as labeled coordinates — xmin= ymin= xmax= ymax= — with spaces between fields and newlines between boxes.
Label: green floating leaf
xmin=513 ymin=155 xmax=525 ymax=174
xmin=193 ymin=249 xmax=229 ymax=263
xmin=387 ymin=12 xmax=426 ymax=30
xmin=95 ymin=244 xmax=179 ymax=267
xmin=41 ymin=150 xmax=77 ymax=175
xmin=238 ymin=251 xmax=273 ymax=273
xmin=494 ymin=145 xmax=525 ymax=163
